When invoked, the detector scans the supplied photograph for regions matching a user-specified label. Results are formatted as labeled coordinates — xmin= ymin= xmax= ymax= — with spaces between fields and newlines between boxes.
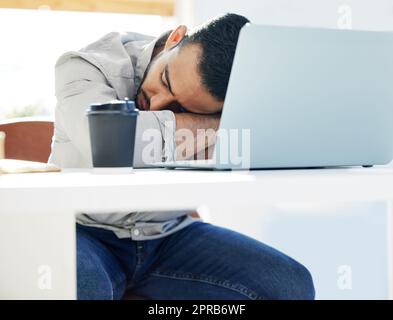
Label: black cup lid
xmin=88 ymin=99 xmax=138 ymax=114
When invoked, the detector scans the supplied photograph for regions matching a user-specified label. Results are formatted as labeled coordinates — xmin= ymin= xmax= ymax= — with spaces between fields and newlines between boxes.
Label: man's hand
xmin=174 ymin=113 xmax=220 ymax=160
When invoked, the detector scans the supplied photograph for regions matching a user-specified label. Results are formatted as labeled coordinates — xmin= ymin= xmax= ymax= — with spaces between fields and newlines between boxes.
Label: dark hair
xmin=182 ymin=13 xmax=250 ymax=101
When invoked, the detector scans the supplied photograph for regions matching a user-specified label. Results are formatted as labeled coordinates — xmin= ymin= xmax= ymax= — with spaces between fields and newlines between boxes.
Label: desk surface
xmin=1 ymin=167 xmax=393 ymax=299
xmin=1 ymin=167 xmax=393 ymax=213
xmin=0 ymin=166 xmax=392 ymax=186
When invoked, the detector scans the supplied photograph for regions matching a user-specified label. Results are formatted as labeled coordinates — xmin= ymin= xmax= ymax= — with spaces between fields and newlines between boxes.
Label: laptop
xmin=154 ymin=24 xmax=393 ymax=170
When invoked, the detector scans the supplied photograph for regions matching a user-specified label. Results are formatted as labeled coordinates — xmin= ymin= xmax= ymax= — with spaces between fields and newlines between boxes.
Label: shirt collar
xmin=134 ymin=38 xmax=157 ymax=92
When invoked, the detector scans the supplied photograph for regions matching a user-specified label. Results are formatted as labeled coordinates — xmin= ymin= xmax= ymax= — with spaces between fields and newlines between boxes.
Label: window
xmin=0 ymin=3 xmax=176 ymax=119
xmin=0 ymin=0 xmax=175 ymax=16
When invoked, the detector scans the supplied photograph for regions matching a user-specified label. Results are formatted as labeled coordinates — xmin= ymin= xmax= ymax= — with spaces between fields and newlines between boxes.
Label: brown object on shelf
xmin=0 ymin=117 xmax=54 ymax=163
xmin=0 ymin=131 xmax=5 ymax=159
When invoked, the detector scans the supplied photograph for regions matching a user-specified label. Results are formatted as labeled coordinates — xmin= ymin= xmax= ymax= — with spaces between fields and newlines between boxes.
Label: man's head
xmin=136 ymin=13 xmax=250 ymax=114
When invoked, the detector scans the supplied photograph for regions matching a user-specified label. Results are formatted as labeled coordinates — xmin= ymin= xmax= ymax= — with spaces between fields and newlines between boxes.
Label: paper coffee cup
xmin=86 ymin=99 xmax=139 ymax=167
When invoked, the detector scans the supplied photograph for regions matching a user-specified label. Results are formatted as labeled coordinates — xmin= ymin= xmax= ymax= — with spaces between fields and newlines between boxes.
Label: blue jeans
xmin=77 ymin=222 xmax=315 ymax=300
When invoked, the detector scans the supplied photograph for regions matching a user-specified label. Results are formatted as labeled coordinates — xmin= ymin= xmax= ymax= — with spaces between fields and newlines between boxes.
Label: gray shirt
xmin=48 ymin=31 xmax=199 ymax=239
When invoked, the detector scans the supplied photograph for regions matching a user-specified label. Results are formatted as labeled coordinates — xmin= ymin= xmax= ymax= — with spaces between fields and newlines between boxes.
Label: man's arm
xmin=50 ymin=55 xmax=177 ymax=168
xmin=174 ymin=113 xmax=220 ymax=160
xmin=50 ymin=54 xmax=219 ymax=167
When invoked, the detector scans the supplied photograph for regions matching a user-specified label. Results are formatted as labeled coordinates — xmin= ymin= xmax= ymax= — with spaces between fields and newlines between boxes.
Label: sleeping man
xmin=49 ymin=13 xmax=315 ymax=300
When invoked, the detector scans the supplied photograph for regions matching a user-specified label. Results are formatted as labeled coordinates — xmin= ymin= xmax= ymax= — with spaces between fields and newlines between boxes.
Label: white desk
xmin=1 ymin=167 xmax=393 ymax=299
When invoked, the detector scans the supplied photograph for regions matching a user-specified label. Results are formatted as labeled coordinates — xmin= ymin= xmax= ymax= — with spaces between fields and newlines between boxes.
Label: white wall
xmin=177 ymin=0 xmax=393 ymax=31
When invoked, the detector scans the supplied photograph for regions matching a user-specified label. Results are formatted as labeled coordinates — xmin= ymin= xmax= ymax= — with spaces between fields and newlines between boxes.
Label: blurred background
xmin=1 ymin=0 xmax=393 ymax=120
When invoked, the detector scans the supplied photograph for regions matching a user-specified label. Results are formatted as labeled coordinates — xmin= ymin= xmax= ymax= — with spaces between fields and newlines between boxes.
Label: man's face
xmin=136 ymin=43 xmax=223 ymax=114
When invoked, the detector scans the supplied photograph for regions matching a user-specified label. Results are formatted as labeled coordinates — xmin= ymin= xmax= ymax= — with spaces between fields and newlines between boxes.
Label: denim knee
xmin=76 ymin=226 xmax=126 ymax=300
xmin=249 ymin=249 xmax=315 ymax=300
xmin=77 ymin=249 xmax=116 ymax=300
xmin=277 ymin=260 xmax=315 ymax=300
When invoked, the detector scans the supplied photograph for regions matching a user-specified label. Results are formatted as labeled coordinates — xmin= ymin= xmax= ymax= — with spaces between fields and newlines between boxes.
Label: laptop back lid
xmin=215 ymin=24 xmax=393 ymax=169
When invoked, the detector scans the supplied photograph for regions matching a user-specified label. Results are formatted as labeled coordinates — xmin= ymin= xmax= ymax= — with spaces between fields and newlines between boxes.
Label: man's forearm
xmin=174 ymin=113 xmax=220 ymax=160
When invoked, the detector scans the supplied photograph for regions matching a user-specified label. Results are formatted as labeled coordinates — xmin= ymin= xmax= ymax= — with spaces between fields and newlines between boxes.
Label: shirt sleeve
xmin=133 ymin=110 xmax=176 ymax=167
xmin=49 ymin=55 xmax=176 ymax=168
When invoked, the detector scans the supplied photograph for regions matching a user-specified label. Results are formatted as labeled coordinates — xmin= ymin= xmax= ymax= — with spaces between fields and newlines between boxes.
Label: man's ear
xmin=164 ymin=25 xmax=188 ymax=50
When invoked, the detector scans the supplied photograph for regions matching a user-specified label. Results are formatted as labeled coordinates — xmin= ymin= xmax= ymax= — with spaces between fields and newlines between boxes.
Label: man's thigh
xmin=77 ymin=224 xmax=128 ymax=300
xmin=131 ymin=221 xmax=315 ymax=300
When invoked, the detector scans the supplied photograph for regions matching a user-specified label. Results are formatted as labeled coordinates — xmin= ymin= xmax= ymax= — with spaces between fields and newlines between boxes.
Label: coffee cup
xmin=86 ymin=99 xmax=139 ymax=167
